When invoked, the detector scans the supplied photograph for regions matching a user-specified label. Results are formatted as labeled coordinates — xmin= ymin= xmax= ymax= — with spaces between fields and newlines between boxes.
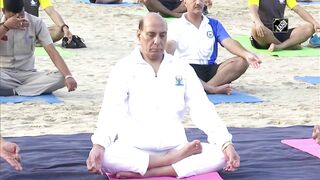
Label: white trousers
xmin=0 ymin=69 xmax=64 ymax=96
xmin=102 ymin=141 xmax=225 ymax=178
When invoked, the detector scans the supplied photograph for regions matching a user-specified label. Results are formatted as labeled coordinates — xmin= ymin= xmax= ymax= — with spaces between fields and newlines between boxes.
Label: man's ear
xmin=137 ymin=30 xmax=141 ymax=39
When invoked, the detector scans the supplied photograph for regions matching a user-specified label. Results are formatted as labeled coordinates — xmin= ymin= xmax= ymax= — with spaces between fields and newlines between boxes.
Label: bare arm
xmin=292 ymin=5 xmax=320 ymax=32
xmin=165 ymin=40 xmax=177 ymax=55
xmin=44 ymin=6 xmax=73 ymax=40
xmin=249 ymin=4 xmax=265 ymax=37
xmin=221 ymin=38 xmax=261 ymax=68
xmin=44 ymin=44 xmax=77 ymax=91
xmin=249 ymin=4 xmax=262 ymax=24
xmin=221 ymin=38 xmax=251 ymax=58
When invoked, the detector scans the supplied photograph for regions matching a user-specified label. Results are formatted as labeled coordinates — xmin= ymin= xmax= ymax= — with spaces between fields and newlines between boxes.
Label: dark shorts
xmin=250 ymin=28 xmax=294 ymax=49
xmin=190 ymin=64 xmax=220 ymax=82
xmin=159 ymin=0 xmax=182 ymax=10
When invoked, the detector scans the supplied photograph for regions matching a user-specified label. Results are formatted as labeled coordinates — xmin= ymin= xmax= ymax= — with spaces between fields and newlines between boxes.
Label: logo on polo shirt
xmin=279 ymin=0 xmax=285 ymax=4
xmin=175 ymin=75 xmax=184 ymax=86
xmin=207 ymin=31 xmax=214 ymax=38
xmin=273 ymin=18 xmax=288 ymax=33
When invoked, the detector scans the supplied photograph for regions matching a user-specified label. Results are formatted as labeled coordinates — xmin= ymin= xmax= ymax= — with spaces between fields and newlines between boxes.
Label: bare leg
xmin=141 ymin=0 xmax=182 ymax=17
xmin=148 ymin=140 xmax=202 ymax=169
xmin=48 ymin=25 xmax=64 ymax=43
xmin=251 ymin=25 xmax=281 ymax=48
xmin=202 ymin=80 xmax=232 ymax=95
xmin=205 ymin=57 xmax=248 ymax=94
xmin=268 ymin=23 xmax=314 ymax=51
xmin=115 ymin=140 xmax=202 ymax=178
xmin=172 ymin=2 xmax=187 ymax=13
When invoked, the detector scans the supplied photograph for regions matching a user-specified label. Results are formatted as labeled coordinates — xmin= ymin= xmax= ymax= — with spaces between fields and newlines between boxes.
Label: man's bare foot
xmin=115 ymin=171 xmax=142 ymax=179
xmin=206 ymin=84 xmax=232 ymax=95
xmin=268 ymin=43 xmax=278 ymax=52
xmin=166 ymin=140 xmax=202 ymax=164
xmin=268 ymin=43 xmax=302 ymax=52
xmin=312 ymin=125 xmax=320 ymax=144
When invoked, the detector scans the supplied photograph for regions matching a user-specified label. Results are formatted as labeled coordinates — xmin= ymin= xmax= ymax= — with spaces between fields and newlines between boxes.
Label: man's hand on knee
xmin=86 ymin=144 xmax=105 ymax=174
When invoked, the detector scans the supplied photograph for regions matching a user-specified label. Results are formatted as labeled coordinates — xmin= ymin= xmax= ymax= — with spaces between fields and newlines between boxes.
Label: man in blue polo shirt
xmin=166 ymin=0 xmax=261 ymax=95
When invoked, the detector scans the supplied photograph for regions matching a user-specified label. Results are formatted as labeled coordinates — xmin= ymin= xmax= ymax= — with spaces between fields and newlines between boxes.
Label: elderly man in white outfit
xmin=86 ymin=13 xmax=240 ymax=179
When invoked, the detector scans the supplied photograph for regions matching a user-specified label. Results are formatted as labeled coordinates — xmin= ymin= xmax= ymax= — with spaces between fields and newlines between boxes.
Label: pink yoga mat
xmin=281 ymin=138 xmax=320 ymax=158
xmin=107 ymin=172 xmax=223 ymax=180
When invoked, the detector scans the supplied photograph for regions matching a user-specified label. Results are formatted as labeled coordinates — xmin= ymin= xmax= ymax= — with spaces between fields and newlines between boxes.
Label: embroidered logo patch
xmin=175 ymin=75 xmax=184 ymax=86
xmin=207 ymin=31 xmax=214 ymax=38
xmin=273 ymin=18 xmax=288 ymax=32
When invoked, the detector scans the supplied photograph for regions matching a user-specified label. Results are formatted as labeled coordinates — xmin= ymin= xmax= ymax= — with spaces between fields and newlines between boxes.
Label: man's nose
xmin=154 ymin=35 xmax=161 ymax=45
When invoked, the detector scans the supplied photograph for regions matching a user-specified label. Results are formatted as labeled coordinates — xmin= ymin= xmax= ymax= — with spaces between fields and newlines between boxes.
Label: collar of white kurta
xmin=132 ymin=47 xmax=173 ymax=66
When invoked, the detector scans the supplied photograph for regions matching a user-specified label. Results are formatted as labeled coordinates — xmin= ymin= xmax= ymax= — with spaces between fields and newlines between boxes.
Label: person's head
xmin=2 ymin=0 xmax=25 ymax=19
xmin=137 ymin=13 xmax=167 ymax=61
xmin=184 ymin=0 xmax=205 ymax=15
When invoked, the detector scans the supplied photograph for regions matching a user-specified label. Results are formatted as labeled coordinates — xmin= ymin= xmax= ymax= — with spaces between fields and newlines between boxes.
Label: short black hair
xmin=4 ymin=0 xmax=24 ymax=13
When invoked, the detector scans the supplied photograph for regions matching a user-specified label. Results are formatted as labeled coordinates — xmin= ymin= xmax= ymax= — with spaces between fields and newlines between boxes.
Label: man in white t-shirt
xmin=166 ymin=0 xmax=261 ymax=95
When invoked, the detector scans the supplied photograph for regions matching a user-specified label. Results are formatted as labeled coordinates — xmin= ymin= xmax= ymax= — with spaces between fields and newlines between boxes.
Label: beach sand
xmin=0 ymin=0 xmax=319 ymax=137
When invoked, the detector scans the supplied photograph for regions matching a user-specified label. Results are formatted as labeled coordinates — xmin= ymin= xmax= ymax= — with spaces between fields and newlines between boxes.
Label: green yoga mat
xmin=35 ymin=46 xmax=76 ymax=58
xmin=233 ymin=35 xmax=320 ymax=57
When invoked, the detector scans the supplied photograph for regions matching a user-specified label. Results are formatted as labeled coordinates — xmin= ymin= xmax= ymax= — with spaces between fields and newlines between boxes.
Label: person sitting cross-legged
xmin=86 ymin=13 xmax=240 ymax=179
xmin=0 ymin=0 xmax=77 ymax=96
xmin=166 ymin=0 xmax=261 ymax=94
xmin=248 ymin=0 xmax=320 ymax=51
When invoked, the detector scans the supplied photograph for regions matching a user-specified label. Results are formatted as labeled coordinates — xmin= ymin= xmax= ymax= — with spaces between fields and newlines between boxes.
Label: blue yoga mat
xmin=1 ymin=126 xmax=318 ymax=180
xmin=299 ymin=1 xmax=320 ymax=5
xmin=79 ymin=0 xmax=140 ymax=6
xmin=207 ymin=91 xmax=264 ymax=104
xmin=0 ymin=94 xmax=63 ymax=104
xmin=294 ymin=76 xmax=320 ymax=85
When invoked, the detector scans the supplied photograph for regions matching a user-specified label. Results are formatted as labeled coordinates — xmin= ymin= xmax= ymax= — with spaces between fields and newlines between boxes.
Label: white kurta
xmin=91 ymin=48 xmax=232 ymax=177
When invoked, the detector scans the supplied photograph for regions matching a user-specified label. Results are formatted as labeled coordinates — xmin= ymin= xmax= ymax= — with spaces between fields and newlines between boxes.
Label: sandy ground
xmin=0 ymin=0 xmax=319 ymax=137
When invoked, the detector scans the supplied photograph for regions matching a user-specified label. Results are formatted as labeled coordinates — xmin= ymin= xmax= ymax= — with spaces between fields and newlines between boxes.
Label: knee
xmin=142 ymin=0 xmax=151 ymax=5
xmin=305 ymin=23 xmax=315 ymax=36
xmin=48 ymin=25 xmax=64 ymax=42
xmin=236 ymin=57 xmax=249 ymax=70
xmin=251 ymin=25 xmax=268 ymax=37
